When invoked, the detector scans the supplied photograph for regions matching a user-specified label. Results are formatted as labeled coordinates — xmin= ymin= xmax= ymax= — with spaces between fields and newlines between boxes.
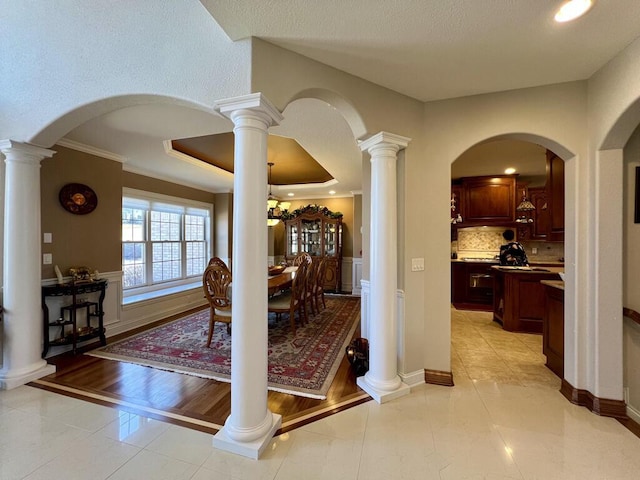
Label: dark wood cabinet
xmin=461 ymin=175 xmax=516 ymax=224
xmin=285 ymin=206 xmax=343 ymax=292
xmin=542 ymin=281 xmax=564 ymax=378
xmin=42 ymin=279 xmax=108 ymax=357
xmin=451 ymin=261 xmax=496 ymax=311
xmin=492 ymin=268 xmax=561 ymax=333
xmin=546 ymin=150 xmax=564 ymax=241
xmin=528 ymin=187 xmax=549 ymax=240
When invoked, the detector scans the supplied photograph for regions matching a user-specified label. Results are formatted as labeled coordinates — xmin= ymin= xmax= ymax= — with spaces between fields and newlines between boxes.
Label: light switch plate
xmin=43 ymin=253 xmax=52 ymax=265
xmin=43 ymin=232 xmax=52 ymax=243
xmin=411 ymin=258 xmax=425 ymax=271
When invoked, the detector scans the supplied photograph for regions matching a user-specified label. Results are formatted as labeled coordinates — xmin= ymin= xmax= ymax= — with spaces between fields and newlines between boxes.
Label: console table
xmin=42 ymin=279 xmax=108 ymax=357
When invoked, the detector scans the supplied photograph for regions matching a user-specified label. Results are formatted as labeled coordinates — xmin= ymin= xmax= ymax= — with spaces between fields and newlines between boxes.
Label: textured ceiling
xmin=65 ymin=1 xmax=640 ymax=195
xmin=203 ymin=0 xmax=640 ymax=102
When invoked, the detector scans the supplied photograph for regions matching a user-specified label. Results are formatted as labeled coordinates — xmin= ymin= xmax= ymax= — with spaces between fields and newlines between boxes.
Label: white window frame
xmin=122 ymin=187 xmax=213 ymax=301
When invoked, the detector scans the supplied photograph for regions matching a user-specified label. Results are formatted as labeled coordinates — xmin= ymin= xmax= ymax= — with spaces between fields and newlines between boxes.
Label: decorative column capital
xmin=215 ymin=93 xmax=284 ymax=128
xmin=359 ymin=132 xmax=411 ymax=155
xmin=0 ymin=140 xmax=55 ymax=164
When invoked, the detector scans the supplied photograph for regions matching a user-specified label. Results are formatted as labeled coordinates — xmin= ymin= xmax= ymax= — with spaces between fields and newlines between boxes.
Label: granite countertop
xmin=491 ymin=265 xmax=565 ymax=274
xmin=541 ymin=279 xmax=565 ymax=290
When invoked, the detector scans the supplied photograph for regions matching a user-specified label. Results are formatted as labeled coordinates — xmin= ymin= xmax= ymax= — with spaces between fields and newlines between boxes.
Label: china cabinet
xmin=284 ymin=205 xmax=343 ymax=291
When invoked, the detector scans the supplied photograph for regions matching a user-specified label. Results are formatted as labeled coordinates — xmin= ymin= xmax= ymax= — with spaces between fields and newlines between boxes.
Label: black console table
xmin=42 ymin=279 xmax=108 ymax=357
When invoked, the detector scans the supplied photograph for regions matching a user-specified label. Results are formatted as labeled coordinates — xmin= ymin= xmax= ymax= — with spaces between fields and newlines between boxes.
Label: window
xmin=122 ymin=188 xmax=212 ymax=297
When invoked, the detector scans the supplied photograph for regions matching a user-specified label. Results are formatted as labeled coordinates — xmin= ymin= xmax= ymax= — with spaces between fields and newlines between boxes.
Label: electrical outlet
xmin=43 ymin=232 xmax=52 ymax=243
xmin=532 ymin=247 xmax=538 ymax=255
xmin=43 ymin=253 xmax=52 ymax=265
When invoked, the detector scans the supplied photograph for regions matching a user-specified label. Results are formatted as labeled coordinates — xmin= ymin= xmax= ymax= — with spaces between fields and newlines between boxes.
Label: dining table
xmin=267 ymin=266 xmax=297 ymax=296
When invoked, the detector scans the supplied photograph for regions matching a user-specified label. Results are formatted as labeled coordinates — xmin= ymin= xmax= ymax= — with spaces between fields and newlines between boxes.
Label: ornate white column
xmin=212 ymin=94 xmax=283 ymax=459
xmin=0 ymin=140 xmax=56 ymax=389
xmin=357 ymin=132 xmax=411 ymax=403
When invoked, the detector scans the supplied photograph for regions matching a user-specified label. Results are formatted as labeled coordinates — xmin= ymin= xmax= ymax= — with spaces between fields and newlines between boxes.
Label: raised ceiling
xmin=171 ymin=133 xmax=333 ymax=185
xmin=64 ymin=2 xmax=640 ymax=194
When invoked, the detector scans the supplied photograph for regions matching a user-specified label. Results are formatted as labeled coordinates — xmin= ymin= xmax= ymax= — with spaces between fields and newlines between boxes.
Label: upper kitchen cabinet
xmin=461 ymin=175 xmax=516 ymax=225
xmin=546 ymin=150 xmax=564 ymax=242
xmin=528 ymin=187 xmax=549 ymax=240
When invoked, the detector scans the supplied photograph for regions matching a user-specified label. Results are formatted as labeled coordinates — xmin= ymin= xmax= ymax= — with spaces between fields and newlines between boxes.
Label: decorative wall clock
xmin=59 ymin=183 xmax=98 ymax=215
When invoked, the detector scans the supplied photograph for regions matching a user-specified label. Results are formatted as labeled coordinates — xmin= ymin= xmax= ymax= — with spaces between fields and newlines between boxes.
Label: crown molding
xmin=56 ymin=138 xmax=126 ymax=163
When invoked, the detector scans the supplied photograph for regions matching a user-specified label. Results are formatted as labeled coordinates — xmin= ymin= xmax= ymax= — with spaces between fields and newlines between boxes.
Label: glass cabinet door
xmin=288 ymin=223 xmax=298 ymax=256
xmin=324 ymin=222 xmax=337 ymax=256
xmin=302 ymin=219 xmax=321 ymax=256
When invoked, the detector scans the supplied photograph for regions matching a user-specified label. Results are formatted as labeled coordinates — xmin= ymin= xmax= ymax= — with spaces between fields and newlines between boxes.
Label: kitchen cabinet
xmin=285 ymin=205 xmax=343 ymax=292
xmin=492 ymin=267 xmax=562 ymax=333
xmin=546 ymin=150 xmax=564 ymax=241
xmin=528 ymin=187 xmax=549 ymax=240
xmin=460 ymin=175 xmax=517 ymax=225
xmin=451 ymin=261 xmax=496 ymax=311
xmin=542 ymin=280 xmax=564 ymax=378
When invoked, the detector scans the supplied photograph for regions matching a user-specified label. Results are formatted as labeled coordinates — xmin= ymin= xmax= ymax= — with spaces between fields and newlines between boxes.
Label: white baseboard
xmin=400 ymin=370 xmax=426 ymax=387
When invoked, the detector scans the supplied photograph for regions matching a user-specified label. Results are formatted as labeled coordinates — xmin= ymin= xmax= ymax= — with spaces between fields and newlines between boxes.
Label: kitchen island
xmin=492 ymin=265 xmax=563 ymax=333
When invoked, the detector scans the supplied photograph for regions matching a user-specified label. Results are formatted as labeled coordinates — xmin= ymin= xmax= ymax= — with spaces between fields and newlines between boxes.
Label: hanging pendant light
xmin=516 ymin=188 xmax=536 ymax=223
xmin=267 ymin=162 xmax=290 ymax=226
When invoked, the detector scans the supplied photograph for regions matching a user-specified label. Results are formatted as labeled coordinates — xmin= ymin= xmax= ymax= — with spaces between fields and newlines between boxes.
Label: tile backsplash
xmin=452 ymin=226 xmax=564 ymax=262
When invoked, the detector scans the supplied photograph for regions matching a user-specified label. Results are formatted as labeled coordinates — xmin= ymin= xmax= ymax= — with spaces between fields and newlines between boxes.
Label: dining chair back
xmin=293 ymin=252 xmax=312 ymax=267
xmin=202 ymin=261 xmax=232 ymax=347
xmin=314 ymin=257 xmax=328 ymax=311
xmin=268 ymin=257 xmax=309 ymax=334
xmin=305 ymin=257 xmax=319 ymax=316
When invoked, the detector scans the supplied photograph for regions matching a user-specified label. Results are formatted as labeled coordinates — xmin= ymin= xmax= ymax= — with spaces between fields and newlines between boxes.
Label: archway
xmin=448 ymin=133 xmax=576 ymax=389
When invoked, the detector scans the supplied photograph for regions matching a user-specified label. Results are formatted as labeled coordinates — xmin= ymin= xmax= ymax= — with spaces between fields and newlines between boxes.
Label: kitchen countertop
xmin=491 ymin=265 xmax=564 ymax=274
xmin=452 ymin=258 xmax=564 ymax=266
xmin=541 ymin=279 xmax=565 ymax=290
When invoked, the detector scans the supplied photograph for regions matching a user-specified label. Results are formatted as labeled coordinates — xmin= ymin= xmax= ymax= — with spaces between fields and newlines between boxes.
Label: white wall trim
xmin=400 ymin=370 xmax=425 ymax=387
xmin=351 ymin=257 xmax=363 ymax=296
xmin=341 ymin=257 xmax=353 ymax=293
xmin=361 ymin=279 xmax=369 ymax=339
xmin=56 ymin=138 xmax=127 ymax=163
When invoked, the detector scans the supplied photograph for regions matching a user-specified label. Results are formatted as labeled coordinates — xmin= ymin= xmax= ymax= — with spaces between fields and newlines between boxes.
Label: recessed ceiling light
xmin=554 ymin=0 xmax=593 ymax=23
xmin=329 ymin=190 xmax=336 ymax=195
xmin=287 ymin=192 xmax=294 ymax=197
xmin=504 ymin=167 xmax=516 ymax=175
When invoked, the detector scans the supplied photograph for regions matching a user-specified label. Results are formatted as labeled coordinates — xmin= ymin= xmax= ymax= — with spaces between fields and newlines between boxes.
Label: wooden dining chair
xmin=293 ymin=252 xmax=311 ymax=267
xmin=202 ymin=261 xmax=232 ymax=347
xmin=314 ymin=257 xmax=328 ymax=312
xmin=268 ymin=258 xmax=309 ymax=335
xmin=304 ymin=258 xmax=319 ymax=316
xmin=208 ymin=256 xmax=229 ymax=269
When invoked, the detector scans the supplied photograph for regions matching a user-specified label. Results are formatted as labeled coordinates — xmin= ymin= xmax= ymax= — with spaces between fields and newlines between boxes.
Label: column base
xmin=0 ymin=361 xmax=56 ymax=390
xmin=357 ymin=375 xmax=410 ymax=404
xmin=213 ymin=412 xmax=282 ymax=459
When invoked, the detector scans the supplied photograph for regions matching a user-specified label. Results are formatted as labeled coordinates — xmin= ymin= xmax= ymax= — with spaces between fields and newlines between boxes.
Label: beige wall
xmin=213 ymin=193 xmax=233 ymax=264
xmin=41 ymin=145 xmax=122 ymax=279
xmin=352 ymin=194 xmax=362 ymax=258
xmin=40 ymin=148 xmax=219 ymax=280
xmin=123 ymin=171 xmax=216 ymax=204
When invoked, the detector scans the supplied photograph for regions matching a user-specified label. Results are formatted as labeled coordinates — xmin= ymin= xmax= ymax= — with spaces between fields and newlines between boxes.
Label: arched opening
xmin=450 ymin=135 xmax=570 ymax=388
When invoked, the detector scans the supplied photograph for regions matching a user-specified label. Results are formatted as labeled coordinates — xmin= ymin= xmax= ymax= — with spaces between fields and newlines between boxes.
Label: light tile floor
xmin=2 ymin=308 xmax=640 ymax=479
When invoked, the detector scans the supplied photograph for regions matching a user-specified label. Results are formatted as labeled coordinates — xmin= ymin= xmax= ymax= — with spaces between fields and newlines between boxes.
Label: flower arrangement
xmin=281 ymin=203 xmax=343 ymax=220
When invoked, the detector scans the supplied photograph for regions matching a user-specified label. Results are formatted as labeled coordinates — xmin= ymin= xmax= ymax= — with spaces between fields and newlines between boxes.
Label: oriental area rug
xmin=88 ymin=295 xmax=360 ymax=400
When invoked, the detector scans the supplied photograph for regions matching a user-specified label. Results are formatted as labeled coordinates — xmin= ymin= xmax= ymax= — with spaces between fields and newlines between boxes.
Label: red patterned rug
xmin=88 ymin=295 xmax=360 ymax=399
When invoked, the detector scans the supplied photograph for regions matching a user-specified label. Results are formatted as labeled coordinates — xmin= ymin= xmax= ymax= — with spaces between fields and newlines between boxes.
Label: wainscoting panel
xmin=341 ymin=257 xmax=353 ymax=293
xmin=351 ymin=258 xmax=363 ymax=296
xmin=361 ymin=279 xmax=369 ymax=339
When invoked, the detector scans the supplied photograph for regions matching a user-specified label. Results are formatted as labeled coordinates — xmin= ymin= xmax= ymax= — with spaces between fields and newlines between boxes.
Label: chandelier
xmin=267 ymin=162 xmax=290 ymax=227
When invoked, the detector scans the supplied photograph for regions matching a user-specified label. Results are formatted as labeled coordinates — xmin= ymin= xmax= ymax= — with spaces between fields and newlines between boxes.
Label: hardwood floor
xmin=30 ymin=305 xmax=371 ymax=435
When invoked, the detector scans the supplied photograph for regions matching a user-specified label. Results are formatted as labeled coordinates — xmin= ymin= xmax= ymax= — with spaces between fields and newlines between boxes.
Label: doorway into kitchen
xmin=450 ymin=139 xmax=565 ymax=387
